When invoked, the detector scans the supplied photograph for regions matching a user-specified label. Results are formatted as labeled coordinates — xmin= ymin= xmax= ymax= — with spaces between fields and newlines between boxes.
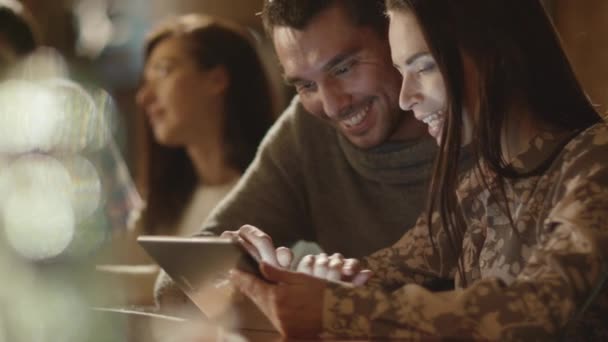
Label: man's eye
xmin=334 ymin=66 xmax=349 ymax=75
xmin=333 ymin=61 xmax=356 ymax=76
xmin=296 ymin=81 xmax=316 ymax=93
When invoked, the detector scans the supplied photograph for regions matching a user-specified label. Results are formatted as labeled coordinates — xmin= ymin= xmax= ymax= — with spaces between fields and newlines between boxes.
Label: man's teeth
xmin=343 ymin=103 xmax=370 ymax=127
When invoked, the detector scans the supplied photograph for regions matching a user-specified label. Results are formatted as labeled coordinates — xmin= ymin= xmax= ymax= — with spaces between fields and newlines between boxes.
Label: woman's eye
xmin=417 ymin=61 xmax=437 ymax=74
xmin=150 ymin=63 xmax=173 ymax=78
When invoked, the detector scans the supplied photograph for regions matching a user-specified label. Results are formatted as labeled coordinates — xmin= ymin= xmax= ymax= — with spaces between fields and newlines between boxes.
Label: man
xmin=156 ymin=0 xmax=435 ymax=306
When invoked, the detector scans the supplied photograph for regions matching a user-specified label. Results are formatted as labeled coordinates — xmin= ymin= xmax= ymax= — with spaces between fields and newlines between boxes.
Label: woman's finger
xmin=326 ymin=256 xmax=345 ymax=282
xmin=296 ymin=254 xmax=315 ymax=275
xmin=312 ymin=253 xmax=329 ymax=278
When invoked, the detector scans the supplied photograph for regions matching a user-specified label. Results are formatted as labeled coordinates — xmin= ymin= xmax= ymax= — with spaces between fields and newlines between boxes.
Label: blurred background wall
xmin=551 ymin=0 xmax=608 ymax=117
xmin=12 ymin=0 xmax=608 ymax=176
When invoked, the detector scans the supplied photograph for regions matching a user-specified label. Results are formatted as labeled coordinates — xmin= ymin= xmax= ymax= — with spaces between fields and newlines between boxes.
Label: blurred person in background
xmin=135 ymin=13 xmax=276 ymax=238
xmin=0 ymin=0 xmax=38 ymax=73
xmin=103 ymin=13 xmax=276 ymax=306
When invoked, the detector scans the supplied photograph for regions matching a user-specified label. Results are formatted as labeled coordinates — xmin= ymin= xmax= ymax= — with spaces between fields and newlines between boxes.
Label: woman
xmin=135 ymin=14 xmax=276 ymax=236
xmin=230 ymin=0 xmax=608 ymax=340
xmin=106 ymin=14 xmax=276 ymax=306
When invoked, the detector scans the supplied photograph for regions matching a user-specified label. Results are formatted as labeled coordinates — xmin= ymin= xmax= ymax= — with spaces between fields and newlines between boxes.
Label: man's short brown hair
xmin=260 ymin=0 xmax=387 ymax=37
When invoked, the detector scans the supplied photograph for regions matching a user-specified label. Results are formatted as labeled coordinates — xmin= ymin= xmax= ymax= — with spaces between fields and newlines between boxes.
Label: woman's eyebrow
xmin=405 ymin=51 xmax=432 ymax=65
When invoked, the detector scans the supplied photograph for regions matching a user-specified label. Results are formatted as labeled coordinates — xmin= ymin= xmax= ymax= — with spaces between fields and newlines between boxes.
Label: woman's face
xmin=388 ymin=10 xmax=447 ymax=144
xmin=136 ymin=36 xmax=225 ymax=146
xmin=389 ymin=10 xmax=477 ymax=145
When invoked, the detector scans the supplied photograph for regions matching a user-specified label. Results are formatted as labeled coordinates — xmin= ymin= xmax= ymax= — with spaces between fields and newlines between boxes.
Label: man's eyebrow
xmin=283 ymin=48 xmax=361 ymax=86
xmin=283 ymin=74 xmax=303 ymax=86
xmin=321 ymin=49 xmax=359 ymax=73
xmin=405 ymin=51 xmax=432 ymax=65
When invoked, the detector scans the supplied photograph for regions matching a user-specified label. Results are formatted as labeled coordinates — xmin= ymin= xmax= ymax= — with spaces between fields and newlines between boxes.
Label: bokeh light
xmin=3 ymin=271 xmax=91 ymax=342
xmin=47 ymin=78 xmax=112 ymax=152
xmin=0 ymin=80 xmax=62 ymax=154
xmin=0 ymin=48 xmax=137 ymax=340
xmin=59 ymin=154 xmax=101 ymax=221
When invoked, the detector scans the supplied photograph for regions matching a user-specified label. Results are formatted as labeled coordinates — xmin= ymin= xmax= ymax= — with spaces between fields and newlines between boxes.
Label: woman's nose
xmin=135 ymin=83 xmax=154 ymax=108
xmin=398 ymin=74 xmax=422 ymax=111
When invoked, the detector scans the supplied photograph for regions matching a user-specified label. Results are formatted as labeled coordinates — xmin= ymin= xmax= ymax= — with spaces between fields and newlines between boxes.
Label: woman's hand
xmin=296 ymin=253 xmax=373 ymax=286
xmin=229 ymin=262 xmax=325 ymax=338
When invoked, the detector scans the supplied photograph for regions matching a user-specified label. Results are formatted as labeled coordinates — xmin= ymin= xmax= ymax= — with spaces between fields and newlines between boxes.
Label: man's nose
xmin=319 ymin=81 xmax=352 ymax=119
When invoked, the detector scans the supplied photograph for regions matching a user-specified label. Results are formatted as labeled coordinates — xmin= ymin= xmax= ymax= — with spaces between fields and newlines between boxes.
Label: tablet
xmin=137 ymin=235 xmax=262 ymax=294
xmin=137 ymin=235 xmax=275 ymax=332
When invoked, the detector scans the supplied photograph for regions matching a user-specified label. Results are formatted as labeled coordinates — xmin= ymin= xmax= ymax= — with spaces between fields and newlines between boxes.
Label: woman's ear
xmin=206 ymin=65 xmax=229 ymax=95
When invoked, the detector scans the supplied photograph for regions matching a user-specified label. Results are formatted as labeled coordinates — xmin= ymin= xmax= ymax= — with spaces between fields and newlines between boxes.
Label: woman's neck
xmin=186 ymin=138 xmax=240 ymax=186
xmin=501 ymin=103 xmax=544 ymax=162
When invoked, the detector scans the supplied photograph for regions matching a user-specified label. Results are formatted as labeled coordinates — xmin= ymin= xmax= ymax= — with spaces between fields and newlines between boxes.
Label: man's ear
xmin=206 ymin=65 xmax=229 ymax=95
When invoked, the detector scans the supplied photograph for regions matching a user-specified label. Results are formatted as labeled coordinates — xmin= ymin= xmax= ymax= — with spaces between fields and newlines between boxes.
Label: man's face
xmin=272 ymin=4 xmax=407 ymax=149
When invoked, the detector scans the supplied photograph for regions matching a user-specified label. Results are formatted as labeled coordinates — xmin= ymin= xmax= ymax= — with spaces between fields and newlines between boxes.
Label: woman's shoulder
xmin=561 ymin=122 xmax=608 ymax=159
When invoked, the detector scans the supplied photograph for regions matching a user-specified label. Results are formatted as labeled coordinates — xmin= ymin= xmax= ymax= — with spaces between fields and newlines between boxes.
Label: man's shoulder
xmin=266 ymin=95 xmax=339 ymax=151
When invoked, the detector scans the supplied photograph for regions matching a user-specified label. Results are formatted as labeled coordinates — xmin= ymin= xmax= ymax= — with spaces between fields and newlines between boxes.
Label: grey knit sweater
xmin=202 ymin=96 xmax=437 ymax=257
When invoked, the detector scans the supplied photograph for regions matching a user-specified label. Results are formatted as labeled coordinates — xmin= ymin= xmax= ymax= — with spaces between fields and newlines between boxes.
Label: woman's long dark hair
xmin=386 ymin=0 xmax=602 ymax=283
xmin=138 ymin=14 xmax=276 ymax=234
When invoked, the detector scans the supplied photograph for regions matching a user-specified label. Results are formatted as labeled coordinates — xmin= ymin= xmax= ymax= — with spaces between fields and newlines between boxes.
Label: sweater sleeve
xmin=321 ymin=126 xmax=608 ymax=340
xmin=200 ymin=96 xmax=312 ymax=246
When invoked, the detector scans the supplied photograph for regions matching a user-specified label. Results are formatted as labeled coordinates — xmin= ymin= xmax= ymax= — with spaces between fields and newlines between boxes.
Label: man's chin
xmin=342 ymin=132 xmax=381 ymax=150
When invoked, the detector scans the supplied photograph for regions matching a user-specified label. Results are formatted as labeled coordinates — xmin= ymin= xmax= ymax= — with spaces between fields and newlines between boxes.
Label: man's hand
xmin=220 ymin=225 xmax=293 ymax=268
xmin=229 ymin=262 xmax=325 ymax=338
xmin=296 ymin=253 xmax=372 ymax=286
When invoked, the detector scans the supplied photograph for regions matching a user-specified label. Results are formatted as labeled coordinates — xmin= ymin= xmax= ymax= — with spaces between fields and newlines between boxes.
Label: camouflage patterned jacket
xmin=322 ymin=123 xmax=608 ymax=341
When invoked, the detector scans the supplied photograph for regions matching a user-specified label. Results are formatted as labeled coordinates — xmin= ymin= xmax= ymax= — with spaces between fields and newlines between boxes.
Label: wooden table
xmin=91 ymin=307 xmax=372 ymax=341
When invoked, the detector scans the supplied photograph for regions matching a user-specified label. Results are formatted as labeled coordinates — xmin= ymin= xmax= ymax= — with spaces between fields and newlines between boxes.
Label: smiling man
xmin=271 ymin=2 xmax=422 ymax=149
xmin=156 ymin=0 xmax=436 ymax=307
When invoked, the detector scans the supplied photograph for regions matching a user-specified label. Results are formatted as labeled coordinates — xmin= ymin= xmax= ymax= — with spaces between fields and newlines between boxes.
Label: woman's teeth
xmin=422 ymin=111 xmax=443 ymax=128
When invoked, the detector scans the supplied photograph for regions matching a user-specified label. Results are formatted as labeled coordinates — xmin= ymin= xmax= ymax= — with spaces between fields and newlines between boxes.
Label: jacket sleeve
xmin=361 ymin=213 xmax=458 ymax=291
xmin=321 ymin=126 xmax=608 ymax=340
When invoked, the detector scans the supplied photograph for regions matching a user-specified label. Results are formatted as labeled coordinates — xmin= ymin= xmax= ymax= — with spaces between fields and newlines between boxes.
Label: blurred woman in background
xmin=135 ymin=14 xmax=276 ymax=237
xmin=101 ymin=13 xmax=277 ymax=306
